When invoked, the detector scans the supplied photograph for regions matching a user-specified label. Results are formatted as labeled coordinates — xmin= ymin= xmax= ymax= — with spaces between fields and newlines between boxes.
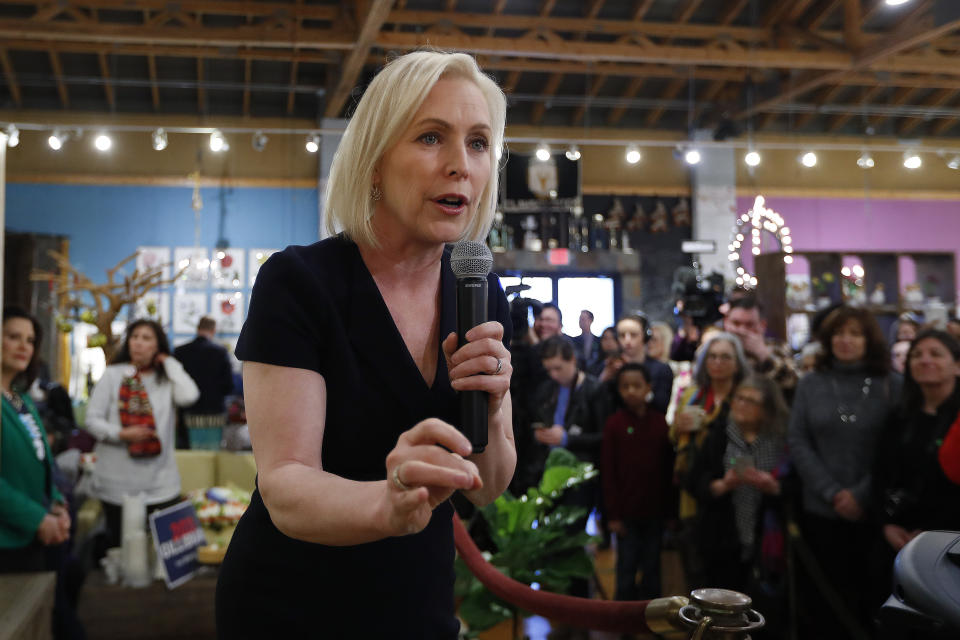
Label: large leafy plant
xmin=455 ymin=448 xmax=599 ymax=637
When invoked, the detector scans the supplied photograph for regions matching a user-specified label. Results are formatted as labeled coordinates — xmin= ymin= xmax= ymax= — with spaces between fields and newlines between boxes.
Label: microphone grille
xmin=450 ymin=241 xmax=493 ymax=279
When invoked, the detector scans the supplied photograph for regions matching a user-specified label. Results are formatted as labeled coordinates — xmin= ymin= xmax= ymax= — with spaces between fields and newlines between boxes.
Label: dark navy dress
xmin=215 ymin=235 xmax=510 ymax=638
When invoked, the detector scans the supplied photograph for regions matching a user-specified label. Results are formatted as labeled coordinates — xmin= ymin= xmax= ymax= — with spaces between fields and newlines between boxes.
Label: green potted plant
xmin=455 ymin=448 xmax=599 ymax=638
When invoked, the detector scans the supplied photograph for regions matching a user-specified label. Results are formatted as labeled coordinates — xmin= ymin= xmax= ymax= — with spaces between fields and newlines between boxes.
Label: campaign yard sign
xmin=149 ymin=500 xmax=207 ymax=589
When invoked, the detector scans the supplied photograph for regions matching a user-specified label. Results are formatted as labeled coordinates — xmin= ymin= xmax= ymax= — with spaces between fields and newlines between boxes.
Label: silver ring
xmin=392 ymin=465 xmax=411 ymax=491
xmin=492 ymin=357 xmax=502 ymax=375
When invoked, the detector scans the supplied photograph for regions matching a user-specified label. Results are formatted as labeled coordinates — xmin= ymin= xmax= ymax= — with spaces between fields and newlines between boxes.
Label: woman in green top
xmin=0 ymin=306 xmax=70 ymax=565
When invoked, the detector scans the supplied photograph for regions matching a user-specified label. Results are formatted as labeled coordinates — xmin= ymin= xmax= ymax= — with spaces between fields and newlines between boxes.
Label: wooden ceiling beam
xmin=647 ymin=77 xmax=687 ymax=126
xmin=242 ymin=57 xmax=251 ymax=116
xmin=826 ymin=84 xmax=884 ymax=131
xmin=531 ymin=72 xmax=564 ymax=124
xmin=761 ymin=2 xmax=793 ymax=28
xmin=606 ymin=77 xmax=644 ymax=125
xmin=586 ymin=0 xmax=606 ymax=20
xmin=865 ymin=85 xmax=920 ymax=129
xmin=801 ymin=0 xmax=842 ymax=32
xmin=147 ymin=53 xmax=159 ymax=110
xmin=794 ymin=84 xmax=846 ymax=127
xmin=539 ymin=0 xmax=557 ymax=16
xmin=786 ymin=0 xmax=816 ymax=24
xmin=323 ymin=0 xmax=394 ymax=117
xmin=485 ymin=0 xmax=508 ymax=37
xmin=899 ymin=88 xmax=958 ymax=135
xmin=571 ymin=73 xmax=607 ymax=126
xmin=930 ymin=115 xmax=959 ymax=136
xmin=632 ymin=0 xmax=656 ymax=21
xmin=842 ymin=0 xmax=863 ymax=52
xmin=286 ymin=58 xmax=299 ymax=115
xmin=97 ymin=51 xmax=115 ymax=110
xmin=18 ymin=1 xmax=340 ymax=21
xmin=47 ymin=50 xmax=69 ymax=108
xmin=674 ymin=0 xmax=704 ymax=25
xmin=0 ymin=48 xmax=22 ymax=107
xmin=718 ymin=0 xmax=751 ymax=26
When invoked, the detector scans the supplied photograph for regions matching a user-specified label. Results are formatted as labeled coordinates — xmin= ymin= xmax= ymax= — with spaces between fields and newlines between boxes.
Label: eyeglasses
xmin=732 ymin=394 xmax=764 ymax=407
xmin=706 ymin=353 xmax=735 ymax=362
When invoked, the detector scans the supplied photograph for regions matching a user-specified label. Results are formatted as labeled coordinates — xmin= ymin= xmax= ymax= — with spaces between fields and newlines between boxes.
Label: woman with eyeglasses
xmin=788 ymin=306 xmax=900 ymax=638
xmin=670 ymin=331 xmax=750 ymax=590
xmin=684 ymin=375 xmax=788 ymax=594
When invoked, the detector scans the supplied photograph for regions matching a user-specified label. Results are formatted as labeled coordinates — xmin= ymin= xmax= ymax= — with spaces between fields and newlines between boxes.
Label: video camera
xmin=672 ymin=266 xmax=725 ymax=327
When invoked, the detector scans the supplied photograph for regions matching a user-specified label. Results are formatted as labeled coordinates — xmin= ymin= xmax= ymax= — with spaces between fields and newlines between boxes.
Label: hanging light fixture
xmin=564 ymin=145 xmax=581 ymax=161
xmin=4 ymin=124 xmax=19 ymax=148
xmin=94 ymin=132 xmax=112 ymax=152
xmin=48 ymin=129 xmax=65 ymax=151
xmin=857 ymin=152 xmax=875 ymax=169
xmin=744 ymin=150 xmax=761 ymax=167
xmin=800 ymin=151 xmax=818 ymax=168
xmin=947 ymin=155 xmax=960 ymax=171
xmin=305 ymin=134 xmax=319 ymax=153
xmin=209 ymin=130 xmax=227 ymax=152
xmin=535 ymin=143 xmax=551 ymax=162
xmin=251 ymin=130 xmax=268 ymax=152
xmin=625 ymin=145 xmax=641 ymax=165
xmin=151 ymin=128 xmax=168 ymax=151
xmin=683 ymin=148 xmax=702 ymax=165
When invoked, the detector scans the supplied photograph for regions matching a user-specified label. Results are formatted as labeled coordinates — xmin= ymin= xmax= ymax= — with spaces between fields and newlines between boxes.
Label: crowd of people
xmin=510 ymin=294 xmax=960 ymax=639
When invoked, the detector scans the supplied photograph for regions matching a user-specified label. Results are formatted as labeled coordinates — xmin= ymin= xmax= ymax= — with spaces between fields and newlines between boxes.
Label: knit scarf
xmin=119 ymin=371 xmax=161 ymax=458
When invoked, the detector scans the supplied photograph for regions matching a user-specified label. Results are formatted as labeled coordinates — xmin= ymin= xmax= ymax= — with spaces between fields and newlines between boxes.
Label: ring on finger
xmin=392 ymin=465 xmax=412 ymax=491
xmin=490 ymin=357 xmax=502 ymax=375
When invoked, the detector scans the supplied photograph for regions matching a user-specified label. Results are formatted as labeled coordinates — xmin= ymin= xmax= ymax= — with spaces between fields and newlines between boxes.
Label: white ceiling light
xmin=946 ymin=155 xmax=960 ymax=170
xmin=151 ymin=128 xmax=168 ymax=151
xmin=48 ymin=129 xmax=64 ymax=151
xmin=305 ymin=134 xmax=319 ymax=153
xmin=800 ymin=151 xmax=818 ymax=168
xmin=209 ymin=130 xmax=227 ymax=152
xmin=564 ymin=145 xmax=581 ymax=161
xmin=885 ymin=0 xmax=910 ymax=5
xmin=903 ymin=151 xmax=921 ymax=170
xmin=684 ymin=148 xmax=702 ymax=165
xmin=5 ymin=124 xmax=19 ymax=147
xmin=535 ymin=143 xmax=551 ymax=162
xmin=857 ymin=152 xmax=875 ymax=169
xmin=251 ymin=130 xmax=268 ymax=152
xmin=625 ymin=145 xmax=641 ymax=164
xmin=744 ymin=150 xmax=761 ymax=167
xmin=94 ymin=133 xmax=112 ymax=152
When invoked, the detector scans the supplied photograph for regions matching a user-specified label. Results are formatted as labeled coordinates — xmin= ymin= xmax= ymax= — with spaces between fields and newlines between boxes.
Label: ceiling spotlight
xmin=946 ymin=155 xmax=960 ymax=170
xmin=903 ymin=152 xmax=921 ymax=170
xmin=48 ymin=130 xmax=64 ymax=151
xmin=564 ymin=145 xmax=581 ymax=161
xmin=5 ymin=124 xmax=19 ymax=148
xmin=151 ymin=128 xmax=168 ymax=151
xmin=857 ymin=152 xmax=875 ymax=169
xmin=684 ymin=148 xmax=702 ymax=166
xmin=800 ymin=151 xmax=818 ymax=168
xmin=305 ymin=134 xmax=319 ymax=153
xmin=94 ymin=133 xmax=112 ymax=152
xmin=209 ymin=130 xmax=226 ymax=152
xmin=535 ymin=143 xmax=551 ymax=162
xmin=251 ymin=130 xmax=268 ymax=152
xmin=625 ymin=145 xmax=641 ymax=165
xmin=744 ymin=150 xmax=761 ymax=167
xmin=885 ymin=0 xmax=910 ymax=5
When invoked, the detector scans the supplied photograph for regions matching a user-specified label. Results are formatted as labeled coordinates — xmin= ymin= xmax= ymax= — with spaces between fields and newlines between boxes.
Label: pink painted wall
xmin=735 ymin=195 xmax=960 ymax=298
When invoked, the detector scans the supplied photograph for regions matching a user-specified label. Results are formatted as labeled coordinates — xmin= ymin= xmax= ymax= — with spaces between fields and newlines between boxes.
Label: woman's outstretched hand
xmin=382 ymin=419 xmax=481 ymax=536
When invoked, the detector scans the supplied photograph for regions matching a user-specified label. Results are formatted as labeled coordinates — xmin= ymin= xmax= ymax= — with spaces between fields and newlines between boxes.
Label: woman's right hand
xmin=37 ymin=513 xmax=68 ymax=546
xmin=382 ymin=418 xmax=481 ymax=536
xmin=119 ymin=425 xmax=155 ymax=442
xmin=674 ymin=410 xmax=696 ymax=434
xmin=883 ymin=524 xmax=919 ymax=551
xmin=599 ymin=356 xmax=624 ymax=382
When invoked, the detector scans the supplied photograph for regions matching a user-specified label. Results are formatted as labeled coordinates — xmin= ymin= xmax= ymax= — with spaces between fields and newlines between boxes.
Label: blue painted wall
xmin=5 ymin=183 xmax=319 ymax=277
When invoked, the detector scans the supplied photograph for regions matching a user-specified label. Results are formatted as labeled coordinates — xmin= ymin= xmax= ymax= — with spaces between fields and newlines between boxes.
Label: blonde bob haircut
xmin=324 ymin=50 xmax=506 ymax=247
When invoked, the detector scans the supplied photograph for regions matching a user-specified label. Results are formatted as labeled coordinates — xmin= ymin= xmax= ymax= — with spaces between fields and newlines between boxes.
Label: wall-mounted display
xmin=136 ymin=246 xmax=171 ymax=280
xmin=212 ymin=292 xmax=244 ymax=334
xmin=173 ymin=291 xmax=207 ymax=334
xmin=249 ymin=248 xmax=279 ymax=287
xmin=212 ymin=248 xmax=245 ymax=289
xmin=174 ymin=247 xmax=210 ymax=289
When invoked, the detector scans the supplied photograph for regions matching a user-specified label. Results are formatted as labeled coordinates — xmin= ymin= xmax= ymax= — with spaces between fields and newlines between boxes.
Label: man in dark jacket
xmin=173 ymin=316 xmax=235 ymax=448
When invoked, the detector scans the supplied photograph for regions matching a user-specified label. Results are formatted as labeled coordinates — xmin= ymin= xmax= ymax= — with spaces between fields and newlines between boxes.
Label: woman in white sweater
xmin=85 ymin=319 xmax=199 ymax=548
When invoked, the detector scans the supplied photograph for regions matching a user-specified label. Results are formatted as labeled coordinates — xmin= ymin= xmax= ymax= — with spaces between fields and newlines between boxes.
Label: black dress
xmin=215 ymin=236 xmax=510 ymax=639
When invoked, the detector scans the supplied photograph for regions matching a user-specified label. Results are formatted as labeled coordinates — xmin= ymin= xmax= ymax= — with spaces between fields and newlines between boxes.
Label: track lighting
xmin=4 ymin=124 xmax=18 ymax=147
xmin=903 ymin=152 xmax=921 ymax=170
xmin=625 ymin=145 xmax=641 ymax=165
xmin=564 ymin=146 xmax=581 ymax=161
xmin=209 ymin=130 xmax=227 ymax=152
xmin=94 ymin=133 xmax=112 ymax=152
xmin=535 ymin=143 xmax=550 ymax=162
xmin=251 ymin=131 xmax=268 ymax=152
xmin=947 ymin=155 xmax=960 ymax=171
xmin=48 ymin=129 xmax=65 ymax=151
xmin=151 ymin=128 xmax=168 ymax=151
xmin=305 ymin=134 xmax=319 ymax=153
xmin=744 ymin=150 xmax=761 ymax=167
xmin=800 ymin=151 xmax=817 ymax=168
xmin=857 ymin=152 xmax=875 ymax=169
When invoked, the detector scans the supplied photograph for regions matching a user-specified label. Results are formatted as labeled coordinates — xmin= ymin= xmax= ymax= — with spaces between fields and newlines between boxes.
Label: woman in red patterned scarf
xmin=84 ymin=319 xmax=199 ymax=550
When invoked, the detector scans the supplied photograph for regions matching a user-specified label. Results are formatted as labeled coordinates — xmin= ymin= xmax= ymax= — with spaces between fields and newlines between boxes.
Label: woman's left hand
xmin=442 ymin=321 xmax=512 ymax=413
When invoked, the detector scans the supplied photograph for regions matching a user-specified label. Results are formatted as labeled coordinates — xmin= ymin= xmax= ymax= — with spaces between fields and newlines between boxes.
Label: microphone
xmin=450 ymin=241 xmax=494 ymax=454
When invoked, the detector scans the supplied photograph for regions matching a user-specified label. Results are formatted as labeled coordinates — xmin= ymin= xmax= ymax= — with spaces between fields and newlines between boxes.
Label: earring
xmin=371 ymin=185 xmax=382 ymax=201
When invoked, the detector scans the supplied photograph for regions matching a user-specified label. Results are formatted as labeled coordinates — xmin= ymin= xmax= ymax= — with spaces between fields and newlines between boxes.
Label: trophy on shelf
xmin=870 ymin=283 xmax=887 ymax=306
xmin=591 ymin=213 xmax=607 ymax=250
xmin=521 ymin=215 xmax=542 ymax=252
xmin=606 ymin=198 xmax=626 ymax=251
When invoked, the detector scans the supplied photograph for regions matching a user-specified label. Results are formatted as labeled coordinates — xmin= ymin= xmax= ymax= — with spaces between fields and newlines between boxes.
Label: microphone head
xmin=450 ymin=241 xmax=493 ymax=279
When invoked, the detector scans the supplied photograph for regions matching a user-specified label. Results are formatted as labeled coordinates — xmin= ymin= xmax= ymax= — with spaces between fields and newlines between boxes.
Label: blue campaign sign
xmin=149 ymin=499 xmax=207 ymax=589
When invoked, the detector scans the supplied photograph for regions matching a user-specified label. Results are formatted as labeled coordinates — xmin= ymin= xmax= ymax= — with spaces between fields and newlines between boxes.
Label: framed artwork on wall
xmin=136 ymin=246 xmax=171 ymax=280
xmin=173 ymin=291 xmax=207 ymax=334
xmin=212 ymin=248 xmax=246 ymax=289
xmin=211 ymin=292 xmax=244 ymax=334
xmin=174 ymin=247 xmax=210 ymax=289
xmin=249 ymin=248 xmax=279 ymax=287
xmin=135 ymin=291 xmax=171 ymax=328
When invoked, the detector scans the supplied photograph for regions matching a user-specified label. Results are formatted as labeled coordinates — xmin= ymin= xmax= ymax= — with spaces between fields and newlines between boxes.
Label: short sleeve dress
xmin=215 ymin=235 xmax=511 ymax=638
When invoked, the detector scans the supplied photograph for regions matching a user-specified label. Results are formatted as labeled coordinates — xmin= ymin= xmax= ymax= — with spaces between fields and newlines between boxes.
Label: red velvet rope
xmin=452 ymin=514 xmax=653 ymax=634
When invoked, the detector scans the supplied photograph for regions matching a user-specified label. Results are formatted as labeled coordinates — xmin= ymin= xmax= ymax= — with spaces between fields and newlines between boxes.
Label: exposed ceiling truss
xmin=0 ymin=0 xmax=958 ymax=138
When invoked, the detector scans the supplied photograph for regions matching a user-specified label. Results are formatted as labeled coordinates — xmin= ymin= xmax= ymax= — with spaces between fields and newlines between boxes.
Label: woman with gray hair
xmin=216 ymin=51 xmax=515 ymax=637
xmin=670 ymin=331 xmax=750 ymax=589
